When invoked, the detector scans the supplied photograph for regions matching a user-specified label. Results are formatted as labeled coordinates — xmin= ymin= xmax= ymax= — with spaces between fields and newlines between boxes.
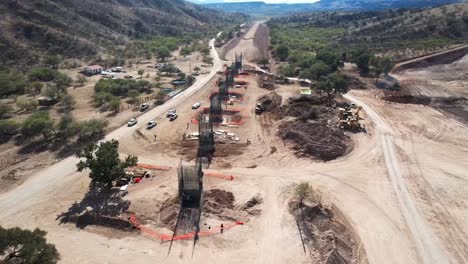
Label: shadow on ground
xmin=56 ymin=183 xmax=133 ymax=230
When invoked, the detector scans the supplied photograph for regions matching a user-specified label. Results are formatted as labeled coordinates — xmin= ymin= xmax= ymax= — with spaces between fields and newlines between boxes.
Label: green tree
xmin=76 ymin=139 xmax=138 ymax=185
xmin=76 ymin=75 xmax=87 ymax=87
xmin=0 ymin=119 xmax=20 ymax=138
xmin=0 ymin=226 xmax=60 ymax=264
xmin=109 ymin=97 xmax=121 ymax=113
xmin=56 ymin=115 xmax=79 ymax=139
xmin=137 ymin=69 xmax=145 ymax=79
xmin=258 ymin=58 xmax=269 ymax=68
xmin=180 ymin=47 xmax=192 ymax=57
xmin=200 ymin=47 xmax=210 ymax=55
xmin=309 ymin=61 xmax=331 ymax=80
xmin=53 ymin=74 xmax=72 ymax=96
xmin=187 ymin=75 xmax=196 ymax=85
xmin=316 ymin=49 xmax=343 ymax=71
xmin=278 ymin=64 xmax=295 ymax=77
xmin=0 ymin=70 xmax=26 ymax=97
xmin=351 ymin=50 xmax=372 ymax=74
xmin=0 ymin=103 xmax=12 ymax=118
xmin=128 ymin=90 xmax=140 ymax=104
xmin=43 ymin=85 xmax=59 ymax=99
xmin=295 ymin=182 xmax=310 ymax=203
xmin=44 ymin=55 xmax=61 ymax=69
xmin=76 ymin=119 xmax=108 ymax=141
xmin=193 ymin=66 xmax=201 ymax=73
xmin=369 ymin=56 xmax=393 ymax=83
xmin=21 ymin=111 xmax=54 ymax=139
xmin=462 ymin=12 xmax=468 ymax=24
xmin=28 ymin=81 xmax=44 ymax=98
xmin=157 ymin=47 xmax=171 ymax=62
xmin=316 ymin=72 xmax=348 ymax=104
xmin=16 ymin=99 xmax=39 ymax=112
xmin=276 ymin=45 xmax=289 ymax=61
xmin=60 ymin=94 xmax=76 ymax=113
xmin=202 ymin=55 xmax=213 ymax=65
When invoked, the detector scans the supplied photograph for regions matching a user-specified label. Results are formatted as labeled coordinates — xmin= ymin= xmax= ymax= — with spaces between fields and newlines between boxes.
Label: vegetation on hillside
xmin=268 ymin=3 xmax=468 ymax=61
xmin=0 ymin=0 xmax=247 ymax=68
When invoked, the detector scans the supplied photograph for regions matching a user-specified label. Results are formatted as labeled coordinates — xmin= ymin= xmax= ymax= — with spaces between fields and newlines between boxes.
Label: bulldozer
xmin=337 ymin=106 xmax=364 ymax=131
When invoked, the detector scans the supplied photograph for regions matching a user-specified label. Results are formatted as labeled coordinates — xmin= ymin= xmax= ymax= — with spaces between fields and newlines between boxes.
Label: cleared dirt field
xmin=224 ymin=22 xmax=270 ymax=63
xmin=0 ymin=24 xmax=468 ymax=264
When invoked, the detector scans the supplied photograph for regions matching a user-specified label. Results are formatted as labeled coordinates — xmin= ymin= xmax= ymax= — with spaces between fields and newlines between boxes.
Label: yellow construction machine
xmin=337 ymin=106 xmax=364 ymax=131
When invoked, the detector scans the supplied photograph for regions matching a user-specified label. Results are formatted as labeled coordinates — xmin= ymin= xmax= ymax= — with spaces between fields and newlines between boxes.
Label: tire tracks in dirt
xmin=344 ymin=94 xmax=451 ymax=264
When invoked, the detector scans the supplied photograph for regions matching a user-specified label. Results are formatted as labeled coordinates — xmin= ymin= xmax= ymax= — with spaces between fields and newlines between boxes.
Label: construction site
xmin=0 ymin=21 xmax=467 ymax=264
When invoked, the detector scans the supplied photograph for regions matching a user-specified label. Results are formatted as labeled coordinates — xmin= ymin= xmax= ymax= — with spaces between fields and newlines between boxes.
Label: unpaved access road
xmin=344 ymin=94 xmax=451 ymax=264
xmin=0 ymin=37 xmax=224 ymax=220
xmin=1 ymin=23 xmax=468 ymax=264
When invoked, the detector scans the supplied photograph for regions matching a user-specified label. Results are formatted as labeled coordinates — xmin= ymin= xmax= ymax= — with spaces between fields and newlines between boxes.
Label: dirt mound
xmin=290 ymin=201 xmax=366 ymax=264
xmin=204 ymin=189 xmax=235 ymax=213
xmin=277 ymin=96 xmax=352 ymax=161
xmin=150 ymin=189 xmax=262 ymax=229
xmin=258 ymin=92 xmax=283 ymax=117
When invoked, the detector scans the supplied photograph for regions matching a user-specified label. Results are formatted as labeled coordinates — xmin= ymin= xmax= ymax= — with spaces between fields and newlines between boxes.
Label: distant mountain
xmin=203 ymin=0 xmax=463 ymax=16
xmin=0 ymin=0 xmax=246 ymax=68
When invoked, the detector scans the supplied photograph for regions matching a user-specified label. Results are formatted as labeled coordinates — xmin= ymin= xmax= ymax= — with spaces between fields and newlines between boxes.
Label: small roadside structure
xmin=84 ymin=65 xmax=103 ymax=75
xmin=376 ymin=75 xmax=400 ymax=90
xmin=37 ymin=96 xmax=58 ymax=106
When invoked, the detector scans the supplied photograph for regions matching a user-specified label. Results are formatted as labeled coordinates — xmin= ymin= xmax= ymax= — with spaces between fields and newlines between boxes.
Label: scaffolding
xmin=210 ymin=94 xmax=223 ymax=123
xmin=234 ymin=53 xmax=243 ymax=73
xmin=178 ymin=160 xmax=203 ymax=208
xmin=198 ymin=114 xmax=215 ymax=154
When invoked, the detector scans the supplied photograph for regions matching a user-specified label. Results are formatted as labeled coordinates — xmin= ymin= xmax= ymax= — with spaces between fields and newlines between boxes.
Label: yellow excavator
xmin=338 ymin=106 xmax=364 ymax=131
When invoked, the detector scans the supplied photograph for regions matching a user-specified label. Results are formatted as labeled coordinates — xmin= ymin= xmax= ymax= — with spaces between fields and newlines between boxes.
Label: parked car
xmin=127 ymin=118 xmax=137 ymax=126
xmin=147 ymin=121 xmax=157 ymax=129
xmin=192 ymin=102 xmax=201 ymax=109
xmin=167 ymin=109 xmax=176 ymax=117
xmin=140 ymin=103 xmax=149 ymax=112
xmin=169 ymin=114 xmax=178 ymax=121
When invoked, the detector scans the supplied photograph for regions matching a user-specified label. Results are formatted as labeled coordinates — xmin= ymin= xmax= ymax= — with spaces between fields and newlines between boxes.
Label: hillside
xmin=0 ymin=0 xmax=245 ymax=68
xmin=203 ymin=0 xmax=463 ymax=16
xmin=268 ymin=3 xmax=468 ymax=61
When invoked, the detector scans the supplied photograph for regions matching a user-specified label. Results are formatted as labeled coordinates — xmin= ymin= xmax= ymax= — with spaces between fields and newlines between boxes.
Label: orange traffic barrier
xmin=204 ymin=171 xmax=235 ymax=181
xmin=137 ymin=164 xmax=172 ymax=171
xmin=130 ymin=214 xmax=243 ymax=242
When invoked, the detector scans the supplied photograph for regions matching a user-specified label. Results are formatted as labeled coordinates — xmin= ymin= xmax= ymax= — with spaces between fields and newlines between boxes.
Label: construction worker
xmin=220 ymin=223 xmax=224 ymax=234
xmin=154 ymin=135 xmax=157 ymax=142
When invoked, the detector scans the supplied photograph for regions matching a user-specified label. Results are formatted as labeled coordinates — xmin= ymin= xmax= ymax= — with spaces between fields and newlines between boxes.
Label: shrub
xmin=16 ymin=99 xmax=38 ymax=112
xmin=0 ymin=119 xmax=20 ymax=136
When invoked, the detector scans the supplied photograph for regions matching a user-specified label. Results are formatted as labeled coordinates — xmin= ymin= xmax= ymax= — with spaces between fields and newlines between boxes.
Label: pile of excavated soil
xmin=148 ymin=189 xmax=262 ymax=229
xmin=277 ymin=96 xmax=352 ymax=161
xmin=290 ymin=200 xmax=366 ymax=264
xmin=258 ymin=92 xmax=283 ymax=117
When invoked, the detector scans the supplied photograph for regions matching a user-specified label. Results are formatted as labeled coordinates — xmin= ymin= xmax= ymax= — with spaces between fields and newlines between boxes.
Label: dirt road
xmin=0 ymin=37 xmax=225 ymax=220
xmin=344 ymin=94 xmax=451 ymax=264
xmin=1 ymin=25 xmax=468 ymax=264
xmin=224 ymin=22 xmax=269 ymax=63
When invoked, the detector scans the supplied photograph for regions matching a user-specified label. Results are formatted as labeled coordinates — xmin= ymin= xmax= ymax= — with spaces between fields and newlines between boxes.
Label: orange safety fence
xmin=204 ymin=171 xmax=235 ymax=181
xmin=130 ymin=214 xmax=244 ymax=242
xmin=137 ymin=164 xmax=172 ymax=171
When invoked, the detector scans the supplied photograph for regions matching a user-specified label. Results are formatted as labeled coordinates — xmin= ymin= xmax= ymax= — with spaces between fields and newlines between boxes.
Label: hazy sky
xmin=190 ymin=0 xmax=320 ymax=3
